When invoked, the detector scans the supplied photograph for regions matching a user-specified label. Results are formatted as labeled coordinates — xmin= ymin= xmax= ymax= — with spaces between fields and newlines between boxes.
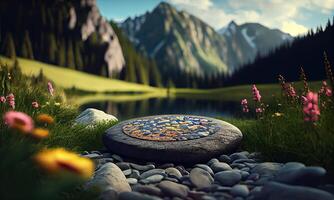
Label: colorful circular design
xmin=122 ymin=115 xmax=221 ymax=141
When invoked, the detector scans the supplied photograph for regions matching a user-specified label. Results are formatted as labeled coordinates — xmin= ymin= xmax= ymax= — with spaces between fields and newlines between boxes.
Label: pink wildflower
xmin=6 ymin=93 xmax=15 ymax=109
xmin=319 ymin=81 xmax=332 ymax=97
xmin=286 ymin=83 xmax=296 ymax=97
xmin=32 ymin=101 xmax=39 ymax=109
xmin=3 ymin=111 xmax=34 ymax=133
xmin=0 ymin=96 xmax=6 ymax=103
xmin=252 ymin=84 xmax=261 ymax=102
xmin=255 ymin=108 xmax=263 ymax=113
xmin=241 ymin=99 xmax=249 ymax=113
xmin=48 ymin=81 xmax=54 ymax=96
xmin=303 ymin=92 xmax=320 ymax=122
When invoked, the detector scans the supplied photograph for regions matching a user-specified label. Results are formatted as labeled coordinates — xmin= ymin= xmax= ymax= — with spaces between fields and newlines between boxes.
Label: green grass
xmin=0 ymin=56 xmax=163 ymax=93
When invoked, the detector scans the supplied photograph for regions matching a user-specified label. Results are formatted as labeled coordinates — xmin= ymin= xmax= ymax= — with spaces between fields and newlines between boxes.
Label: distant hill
xmin=223 ymin=18 xmax=334 ymax=86
xmin=120 ymin=2 xmax=292 ymax=85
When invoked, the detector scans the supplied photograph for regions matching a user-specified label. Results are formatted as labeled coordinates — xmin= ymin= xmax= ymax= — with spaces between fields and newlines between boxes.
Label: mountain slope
xmin=120 ymin=2 xmax=293 ymax=84
xmin=0 ymin=0 xmax=124 ymax=77
xmin=218 ymin=21 xmax=293 ymax=67
xmin=121 ymin=2 xmax=229 ymax=79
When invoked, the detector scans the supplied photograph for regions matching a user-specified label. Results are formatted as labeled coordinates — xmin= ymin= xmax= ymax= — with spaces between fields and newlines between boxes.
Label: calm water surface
xmin=80 ymin=97 xmax=241 ymax=121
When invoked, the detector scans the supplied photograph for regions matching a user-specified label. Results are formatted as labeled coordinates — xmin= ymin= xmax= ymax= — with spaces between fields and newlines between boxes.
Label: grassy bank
xmin=0 ymin=56 xmax=162 ymax=93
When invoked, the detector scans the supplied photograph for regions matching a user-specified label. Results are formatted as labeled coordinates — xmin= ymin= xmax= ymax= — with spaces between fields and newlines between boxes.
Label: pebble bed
xmin=122 ymin=116 xmax=220 ymax=141
xmin=83 ymin=150 xmax=334 ymax=200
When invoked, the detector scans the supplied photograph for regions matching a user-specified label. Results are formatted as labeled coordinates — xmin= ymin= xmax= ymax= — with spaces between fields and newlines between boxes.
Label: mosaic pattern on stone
xmin=122 ymin=116 xmax=220 ymax=141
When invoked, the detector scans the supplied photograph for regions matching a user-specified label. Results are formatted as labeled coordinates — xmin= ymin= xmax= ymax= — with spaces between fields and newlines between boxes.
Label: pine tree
xmin=2 ymin=32 xmax=16 ymax=59
xmin=57 ymin=38 xmax=66 ymax=66
xmin=47 ymin=33 xmax=57 ymax=63
xmin=66 ymin=39 xmax=75 ymax=69
xmin=21 ymin=31 xmax=34 ymax=59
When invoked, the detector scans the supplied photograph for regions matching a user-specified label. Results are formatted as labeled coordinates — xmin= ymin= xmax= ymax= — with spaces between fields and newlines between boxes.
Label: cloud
xmin=282 ymin=21 xmax=309 ymax=36
xmin=166 ymin=0 xmax=334 ymax=36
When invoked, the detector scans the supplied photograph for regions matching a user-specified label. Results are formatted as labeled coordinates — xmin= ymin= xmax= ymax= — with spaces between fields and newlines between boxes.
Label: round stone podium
xmin=103 ymin=115 xmax=242 ymax=163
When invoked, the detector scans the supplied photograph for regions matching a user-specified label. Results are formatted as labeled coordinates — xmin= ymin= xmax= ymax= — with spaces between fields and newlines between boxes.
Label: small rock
xmin=140 ymin=174 xmax=165 ymax=184
xmin=274 ymin=165 xmax=326 ymax=186
xmin=233 ymin=158 xmax=256 ymax=163
xmin=132 ymin=185 xmax=162 ymax=196
xmin=165 ymin=167 xmax=182 ymax=179
xmin=248 ymin=173 xmax=260 ymax=181
xmin=211 ymin=162 xmax=232 ymax=172
xmin=118 ymin=191 xmax=162 ymax=200
xmin=190 ymin=168 xmax=214 ymax=189
xmin=130 ymin=163 xmax=155 ymax=171
xmin=229 ymin=152 xmax=248 ymax=161
xmin=194 ymin=164 xmax=214 ymax=175
xmin=231 ymin=184 xmax=249 ymax=197
xmin=207 ymin=158 xmax=220 ymax=166
xmin=218 ymin=155 xmax=231 ymax=163
xmin=129 ymin=169 xmax=140 ymax=179
xmin=214 ymin=170 xmax=242 ymax=186
xmin=82 ymin=153 xmax=103 ymax=159
xmin=126 ymin=178 xmax=138 ymax=185
xmin=116 ymin=162 xmax=131 ymax=170
xmin=159 ymin=163 xmax=174 ymax=169
xmin=175 ymin=166 xmax=189 ymax=176
xmin=240 ymin=171 xmax=250 ymax=180
xmin=255 ymin=181 xmax=334 ymax=200
xmin=188 ymin=190 xmax=207 ymax=200
xmin=99 ymin=187 xmax=118 ymax=200
xmin=251 ymin=162 xmax=283 ymax=177
xmin=158 ymin=181 xmax=189 ymax=198
xmin=140 ymin=169 xmax=165 ymax=179
xmin=111 ymin=154 xmax=123 ymax=162
xmin=75 ymin=108 xmax=118 ymax=125
xmin=85 ymin=163 xmax=131 ymax=193
xmin=123 ymin=169 xmax=132 ymax=176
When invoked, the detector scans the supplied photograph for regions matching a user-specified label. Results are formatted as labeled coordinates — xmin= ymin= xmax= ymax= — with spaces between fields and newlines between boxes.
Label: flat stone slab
xmin=103 ymin=115 xmax=242 ymax=163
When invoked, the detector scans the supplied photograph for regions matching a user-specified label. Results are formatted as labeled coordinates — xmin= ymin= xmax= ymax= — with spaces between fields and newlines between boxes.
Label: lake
xmin=80 ymin=97 xmax=241 ymax=120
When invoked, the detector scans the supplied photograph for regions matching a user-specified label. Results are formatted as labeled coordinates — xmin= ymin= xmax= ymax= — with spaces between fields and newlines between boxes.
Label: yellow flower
xmin=54 ymin=102 xmax=61 ymax=106
xmin=31 ymin=128 xmax=49 ymax=139
xmin=37 ymin=114 xmax=54 ymax=124
xmin=34 ymin=148 xmax=94 ymax=179
xmin=272 ymin=112 xmax=284 ymax=117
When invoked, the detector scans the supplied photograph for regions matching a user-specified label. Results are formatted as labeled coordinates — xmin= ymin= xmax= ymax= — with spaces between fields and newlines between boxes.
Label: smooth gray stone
xmin=233 ymin=158 xmax=256 ymax=163
xmin=207 ymin=158 xmax=220 ymax=166
xmin=140 ymin=174 xmax=165 ymax=184
xmin=129 ymin=169 xmax=140 ymax=179
xmin=158 ymin=163 xmax=174 ymax=169
xmin=130 ymin=163 xmax=155 ymax=171
xmin=82 ymin=153 xmax=103 ymax=159
xmin=251 ymin=162 xmax=283 ymax=177
xmin=118 ymin=191 xmax=162 ymax=200
xmin=158 ymin=180 xmax=189 ymax=198
xmin=165 ymin=167 xmax=182 ymax=179
xmin=211 ymin=162 xmax=232 ymax=173
xmin=194 ymin=164 xmax=214 ymax=175
xmin=255 ymin=181 xmax=334 ymax=200
xmin=99 ymin=187 xmax=118 ymax=200
xmin=214 ymin=170 xmax=242 ymax=186
xmin=218 ymin=154 xmax=231 ymax=163
xmin=127 ymin=178 xmax=138 ymax=185
xmin=123 ymin=169 xmax=132 ymax=176
xmin=140 ymin=169 xmax=165 ymax=179
xmin=190 ymin=168 xmax=214 ymax=189
xmin=240 ymin=167 xmax=250 ymax=172
xmin=248 ymin=173 xmax=260 ymax=181
xmin=188 ymin=190 xmax=207 ymax=200
xmin=274 ymin=165 xmax=326 ymax=186
xmin=240 ymin=171 xmax=250 ymax=180
xmin=111 ymin=154 xmax=123 ymax=162
xmin=231 ymin=184 xmax=250 ymax=197
xmin=163 ymin=177 xmax=179 ymax=183
xmin=85 ymin=163 xmax=131 ymax=193
xmin=103 ymin=116 xmax=242 ymax=163
xmin=132 ymin=185 xmax=162 ymax=196
xmin=230 ymin=163 xmax=246 ymax=169
xmin=229 ymin=152 xmax=248 ymax=161
xmin=116 ymin=162 xmax=131 ymax=170
xmin=176 ymin=166 xmax=189 ymax=176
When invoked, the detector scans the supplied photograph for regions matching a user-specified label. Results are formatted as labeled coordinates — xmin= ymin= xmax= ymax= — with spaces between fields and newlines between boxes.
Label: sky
xmin=97 ymin=0 xmax=334 ymax=36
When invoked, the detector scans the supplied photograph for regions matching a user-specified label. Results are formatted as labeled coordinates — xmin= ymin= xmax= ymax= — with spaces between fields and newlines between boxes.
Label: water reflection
xmin=80 ymin=97 xmax=241 ymax=121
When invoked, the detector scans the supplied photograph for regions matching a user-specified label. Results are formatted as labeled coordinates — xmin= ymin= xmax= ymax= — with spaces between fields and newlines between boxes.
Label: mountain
xmin=0 ymin=0 xmax=124 ymax=77
xmin=120 ymin=2 xmax=293 ymax=84
xmin=121 ymin=2 xmax=230 ymax=81
xmin=218 ymin=21 xmax=293 ymax=67
xmin=223 ymin=19 xmax=334 ymax=86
